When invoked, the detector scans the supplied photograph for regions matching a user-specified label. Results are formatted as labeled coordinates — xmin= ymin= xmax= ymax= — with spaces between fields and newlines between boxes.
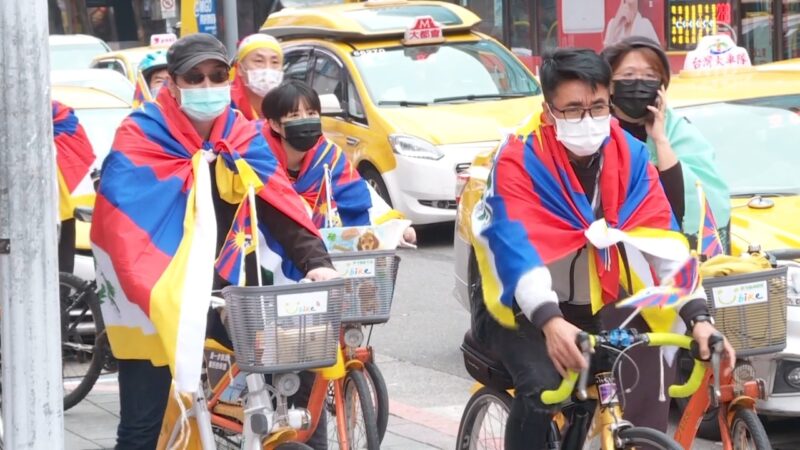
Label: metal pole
xmin=222 ymin=0 xmax=239 ymax=58
xmin=0 ymin=0 xmax=65 ymax=448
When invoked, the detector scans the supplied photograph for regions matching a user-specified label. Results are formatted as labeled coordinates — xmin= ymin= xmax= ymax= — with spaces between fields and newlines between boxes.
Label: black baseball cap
xmin=601 ymin=36 xmax=672 ymax=87
xmin=167 ymin=33 xmax=230 ymax=75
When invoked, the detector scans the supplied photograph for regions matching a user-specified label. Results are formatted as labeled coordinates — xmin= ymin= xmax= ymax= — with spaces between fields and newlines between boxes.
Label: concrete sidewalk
xmin=65 ymin=354 xmax=468 ymax=449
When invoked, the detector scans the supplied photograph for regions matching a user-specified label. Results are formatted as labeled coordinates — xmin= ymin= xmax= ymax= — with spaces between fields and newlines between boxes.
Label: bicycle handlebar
xmin=540 ymin=331 xmax=706 ymax=405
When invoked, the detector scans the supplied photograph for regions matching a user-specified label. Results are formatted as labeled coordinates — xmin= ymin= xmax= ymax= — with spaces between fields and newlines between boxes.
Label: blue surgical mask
xmin=179 ymin=85 xmax=231 ymax=121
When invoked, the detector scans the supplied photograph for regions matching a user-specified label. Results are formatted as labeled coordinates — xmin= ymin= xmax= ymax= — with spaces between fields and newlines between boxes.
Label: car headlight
xmin=786 ymin=265 xmax=800 ymax=307
xmin=389 ymin=134 xmax=444 ymax=160
xmin=786 ymin=366 xmax=800 ymax=389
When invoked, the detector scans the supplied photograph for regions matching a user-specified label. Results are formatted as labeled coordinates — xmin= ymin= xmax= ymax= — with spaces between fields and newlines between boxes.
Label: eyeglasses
xmin=180 ymin=68 xmax=230 ymax=85
xmin=549 ymin=103 xmax=611 ymax=123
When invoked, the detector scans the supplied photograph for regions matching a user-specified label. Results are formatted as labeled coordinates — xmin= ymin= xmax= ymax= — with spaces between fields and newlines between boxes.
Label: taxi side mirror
xmin=320 ymin=93 xmax=344 ymax=117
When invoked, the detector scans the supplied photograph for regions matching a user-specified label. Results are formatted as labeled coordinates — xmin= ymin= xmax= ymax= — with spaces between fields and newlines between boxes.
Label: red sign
xmin=403 ymin=16 xmax=445 ymax=45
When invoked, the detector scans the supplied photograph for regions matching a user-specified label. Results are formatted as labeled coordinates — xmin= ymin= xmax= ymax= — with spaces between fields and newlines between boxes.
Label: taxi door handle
xmin=345 ymin=136 xmax=360 ymax=147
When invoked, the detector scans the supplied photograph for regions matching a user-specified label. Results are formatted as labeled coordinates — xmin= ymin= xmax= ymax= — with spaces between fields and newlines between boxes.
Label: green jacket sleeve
xmin=647 ymin=107 xmax=730 ymax=237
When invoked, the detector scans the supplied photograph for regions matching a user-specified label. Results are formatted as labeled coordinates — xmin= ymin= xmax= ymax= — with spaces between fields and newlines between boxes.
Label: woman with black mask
xmin=261 ymin=80 xmax=417 ymax=237
xmin=602 ymin=36 xmax=730 ymax=249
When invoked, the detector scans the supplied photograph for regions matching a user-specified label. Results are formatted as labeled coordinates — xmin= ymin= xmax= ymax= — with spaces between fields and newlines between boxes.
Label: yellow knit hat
xmin=237 ymin=34 xmax=283 ymax=63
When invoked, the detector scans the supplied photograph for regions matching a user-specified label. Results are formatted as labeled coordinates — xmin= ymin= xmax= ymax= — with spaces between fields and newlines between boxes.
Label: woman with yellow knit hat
xmin=230 ymin=33 xmax=284 ymax=120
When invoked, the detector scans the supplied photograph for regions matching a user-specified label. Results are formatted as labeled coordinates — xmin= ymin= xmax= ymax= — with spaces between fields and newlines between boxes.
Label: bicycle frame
xmin=673 ymin=365 xmax=766 ymax=450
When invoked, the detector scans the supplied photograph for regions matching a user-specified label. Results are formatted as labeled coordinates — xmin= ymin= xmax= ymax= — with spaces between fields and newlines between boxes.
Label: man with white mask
xmin=230 ymin=33 xmax=285 ymax=120
xmin=469 ymin=48 xmax=733 ymax=449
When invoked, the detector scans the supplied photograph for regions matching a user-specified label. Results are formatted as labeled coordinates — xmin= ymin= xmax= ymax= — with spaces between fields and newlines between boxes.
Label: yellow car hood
xmin=730 ymin=196 xmax=800 ymax=254
xmin=377 ymin=97 xmax=540 ymax=144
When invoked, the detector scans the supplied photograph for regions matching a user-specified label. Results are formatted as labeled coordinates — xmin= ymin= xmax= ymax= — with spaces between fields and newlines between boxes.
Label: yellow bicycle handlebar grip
xmin=540 ymin=371 xmax=578 ymax=405
xmin=645 ymin=332 xmax=706 ymax=398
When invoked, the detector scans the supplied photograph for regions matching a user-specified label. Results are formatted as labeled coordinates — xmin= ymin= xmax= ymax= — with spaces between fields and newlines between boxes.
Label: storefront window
xmin=666 ymin=0 xmax=728 ymax=50
xmin=509 ymin=0 xmax=534 ymax=53
xmin=538 ymin=0 xmax=558 ymax=53
xmin=784 ymin=0 xmax=800 ymax=58
xmin=741 ymin=0 xmax=774 ymax=63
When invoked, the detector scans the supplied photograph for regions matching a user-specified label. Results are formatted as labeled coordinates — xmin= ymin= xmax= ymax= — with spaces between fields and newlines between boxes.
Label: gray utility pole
xmin=0 ymin=0 xmax=65 ymax=449
xmin=222 ymin=0 xmax=240 ymax=59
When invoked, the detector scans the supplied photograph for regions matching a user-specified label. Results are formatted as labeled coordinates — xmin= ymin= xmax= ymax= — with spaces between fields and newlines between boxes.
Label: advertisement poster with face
xmin=558 ymin=0 xmax=665 ymax=50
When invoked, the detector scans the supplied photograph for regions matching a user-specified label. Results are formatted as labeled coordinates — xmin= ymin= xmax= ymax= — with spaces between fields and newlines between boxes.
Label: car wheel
xmin=359 ymin=165 xmax=393 ymax=207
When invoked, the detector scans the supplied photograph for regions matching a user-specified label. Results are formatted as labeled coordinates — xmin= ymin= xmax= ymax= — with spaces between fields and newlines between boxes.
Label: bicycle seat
xmin=461 ymin=330 xmax=513 ymax=391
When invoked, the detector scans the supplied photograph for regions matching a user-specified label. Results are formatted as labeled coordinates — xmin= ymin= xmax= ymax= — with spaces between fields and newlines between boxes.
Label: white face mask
xmin=246 ymin=68 xmax=283 ymax=97
xmin=552 ymin=114 xmax=611 ymax=157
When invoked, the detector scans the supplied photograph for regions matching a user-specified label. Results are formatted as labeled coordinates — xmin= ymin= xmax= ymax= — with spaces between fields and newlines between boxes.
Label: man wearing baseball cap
xmin=230 ymin=33 xmax=285 ymax=120
xmin=93 ymin=33 xmax=338 ymax=449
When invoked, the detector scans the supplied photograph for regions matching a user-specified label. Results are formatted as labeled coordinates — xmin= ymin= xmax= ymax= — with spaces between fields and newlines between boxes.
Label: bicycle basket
xmin=703 ymin=266 xmax=788 ymax=357
xmin=221 ymin=279 xmax=344 ymax=373
xmin=330 ymin=250 xmax=400 ymax=325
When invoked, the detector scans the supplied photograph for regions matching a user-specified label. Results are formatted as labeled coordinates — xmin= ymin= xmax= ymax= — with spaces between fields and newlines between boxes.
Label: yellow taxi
xmin=89 ymin=34 xmax=176 ymax=95
xmin=261 ymin=0 xmax=542 ymax=224
xmin=51 ymin=85 xmax=132 ymax=280
xmin=453 ymin=42 xmax=800 ymax=417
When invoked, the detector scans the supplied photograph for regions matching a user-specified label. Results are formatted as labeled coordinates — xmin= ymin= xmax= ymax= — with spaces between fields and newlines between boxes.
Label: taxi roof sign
xmin=403 ymin=16 xmax=445 ymax=46
xmin=683 ymin=35 xmax=751 ymax=73
xmin=150 ymin=33 xmax=177 ymax=47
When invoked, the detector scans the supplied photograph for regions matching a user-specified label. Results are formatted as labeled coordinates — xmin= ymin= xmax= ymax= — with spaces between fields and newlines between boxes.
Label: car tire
xmin=359 ymin=165 xmax=393 ymax=207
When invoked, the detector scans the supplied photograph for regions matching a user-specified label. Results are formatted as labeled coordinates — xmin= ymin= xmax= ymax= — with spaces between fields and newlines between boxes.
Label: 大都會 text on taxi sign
xmin=402 ymin=16 xmax=445 ymax=46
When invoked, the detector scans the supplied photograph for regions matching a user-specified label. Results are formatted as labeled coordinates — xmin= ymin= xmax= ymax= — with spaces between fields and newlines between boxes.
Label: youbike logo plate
xmin=712 ymin=280 xmax=768 ymax=309
xmin=277 ymin=291 xmax=329 ymax=317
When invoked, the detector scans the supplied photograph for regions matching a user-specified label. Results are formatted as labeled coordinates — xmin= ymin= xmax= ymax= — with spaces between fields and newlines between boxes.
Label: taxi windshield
xmin=352 ymin=40 xmax=540 ymax=106
xmin=50 ymin=44 xmax=109 ymax=70
xmin=679 ymin=94 xmax=800 ymax=196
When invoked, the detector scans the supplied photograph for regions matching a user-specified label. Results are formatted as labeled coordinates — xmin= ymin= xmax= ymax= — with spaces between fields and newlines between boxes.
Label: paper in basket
xmin=321 ymin=219 xmax=411 ymax=253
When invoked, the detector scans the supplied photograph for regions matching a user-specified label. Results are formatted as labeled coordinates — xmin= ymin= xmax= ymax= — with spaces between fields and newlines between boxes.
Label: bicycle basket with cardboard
xmin=700 ymin=254 xmax=788 ymax=356
xmin=221 ymin=279 xmax=345 ymax=373
xmin=321 ymin=220 xmax=405 ymax=325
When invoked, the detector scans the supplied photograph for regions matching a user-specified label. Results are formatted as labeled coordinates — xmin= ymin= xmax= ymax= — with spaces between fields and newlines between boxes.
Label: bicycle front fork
xmin=242 ymin=372 xmax=312 ymax=450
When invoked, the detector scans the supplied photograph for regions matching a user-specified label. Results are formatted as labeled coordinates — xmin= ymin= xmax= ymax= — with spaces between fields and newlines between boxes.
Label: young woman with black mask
xmin=602 ymin=36 xmax=731 ymax=249
xmin=261 ymin=80 xmax=417 ymax=238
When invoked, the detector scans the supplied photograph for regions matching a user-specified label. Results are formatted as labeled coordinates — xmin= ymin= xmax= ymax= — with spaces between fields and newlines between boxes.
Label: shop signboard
xmin=667 ymin=0 xmax=733 ymax=51
xmin=195 ymin=0 xmax=217 ymax=36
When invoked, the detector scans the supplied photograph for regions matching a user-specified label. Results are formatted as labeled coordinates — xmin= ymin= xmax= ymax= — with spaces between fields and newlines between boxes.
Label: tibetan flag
xmin=617 ymin=257 xmax=700 ymax=309
xmin=472 ymin=113 xmax=691 ymax=329
xmin=91 ymin=88 xmax=315 ymax=393
xmin=266 ymin=131 xmax=372 ymax=228
xmin=215 ymin=187 xmax=258 ymax=286
xmin=697 ymin=182 xmax=724 ymax=259
xmin=53 ymin=101 xmax=96 ymax=221
xmin=132 ymin=70 xmax=150 ymax=109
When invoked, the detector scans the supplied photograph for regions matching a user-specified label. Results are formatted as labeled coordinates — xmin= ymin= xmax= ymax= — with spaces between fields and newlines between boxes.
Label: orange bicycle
xmin=156 ymin=279 xmax=372 ymax=450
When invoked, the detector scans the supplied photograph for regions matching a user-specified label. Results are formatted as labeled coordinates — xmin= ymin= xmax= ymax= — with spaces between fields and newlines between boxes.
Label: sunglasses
xmin=180 ymin=68 xmax=229 ymax=85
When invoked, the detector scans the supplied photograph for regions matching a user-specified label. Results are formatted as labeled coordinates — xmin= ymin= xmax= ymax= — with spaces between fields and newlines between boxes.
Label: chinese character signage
xmin=683 ymin=34 xmax=751 ymax=71
xmin=668 ymin=0 xmax=731 ymax=50
xmin=195 ymin=0 xmax=217 ymax=35
xmin=403 ymin=16 xmax=445 ymax=45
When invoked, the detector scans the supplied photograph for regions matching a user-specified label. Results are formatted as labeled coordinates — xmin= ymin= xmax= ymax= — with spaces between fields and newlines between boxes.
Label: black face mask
xmin=611 ymin=79 xmax=661 ymax=120
xmin=283 ymin=118 xmax=322 ymax=152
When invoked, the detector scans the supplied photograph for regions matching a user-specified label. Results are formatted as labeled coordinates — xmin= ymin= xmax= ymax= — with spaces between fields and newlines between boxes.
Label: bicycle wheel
xmin=364 ymin=361 xmax=389 ymax=443
xmin=456 ymin=386 xmax=512 ymax=450
xmin=60 ymin=272 xmax=105 ymax=410
xmin=327 ymin=370 xmax=380 ymax=449
xmin=730 ymin=408 xmax=772 ymax=450
xmin=617 ymin=426 xmax=682 ymax=450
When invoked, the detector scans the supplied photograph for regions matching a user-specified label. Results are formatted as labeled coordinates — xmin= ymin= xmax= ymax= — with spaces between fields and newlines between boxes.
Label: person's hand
xmin=645 ymin=86 xmax=668 ymax=142
xmin=402 ymin=226 xmax=417 ymax=245
xmin=305 ymin=267 xmax=340 ymax=282
xmin=692 ymin=321 xmax=736 ymax=374
xmin=542 ymin=317 xmax=587 ymax=377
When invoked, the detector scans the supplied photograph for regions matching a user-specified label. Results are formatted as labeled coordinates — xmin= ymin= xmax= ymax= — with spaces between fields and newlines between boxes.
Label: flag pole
xmin=323 ymin=163 xmax=334 ymax=228
xmin=248 ymin=184 xmax=262 ymax=287
xmin=695 ymin=180 xmax=704 ymax=256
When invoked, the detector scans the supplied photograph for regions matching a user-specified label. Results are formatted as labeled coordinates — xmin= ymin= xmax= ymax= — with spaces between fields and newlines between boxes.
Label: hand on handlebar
xmin=305 ymin=267 xmax=340 ymax=282
xmin=692 ymin=323 xmax=736 ymax=375
xmin=542 ymin=317 xmax=589 ymax=377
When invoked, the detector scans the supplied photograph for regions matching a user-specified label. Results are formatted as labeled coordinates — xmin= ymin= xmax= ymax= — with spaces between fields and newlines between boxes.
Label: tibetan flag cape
xmin=472 ymin=114 xmax=690 ymax=330
xmin=132 ymin=70 xmax=150 ymax=109
xmin=53 ymin=101 xmax=96 ymax=221
xmin=91 ymin=88 xmax=315 ymax=393
xmin=265 ymin=131 xmax=373 ymax=228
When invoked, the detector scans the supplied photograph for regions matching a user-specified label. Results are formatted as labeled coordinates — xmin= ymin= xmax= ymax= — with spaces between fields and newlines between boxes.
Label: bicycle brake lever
xmin=709 ymin=334 xmax=724 ymax=408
